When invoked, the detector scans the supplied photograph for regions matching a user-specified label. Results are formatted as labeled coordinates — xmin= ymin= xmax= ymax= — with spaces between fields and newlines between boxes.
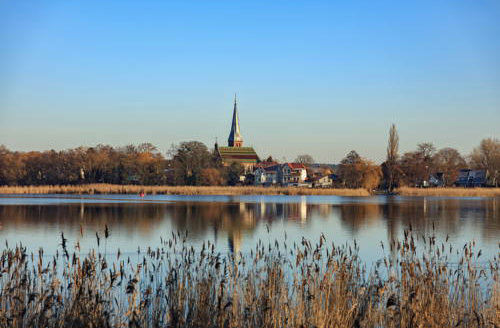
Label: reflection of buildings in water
xmin=166 ymin=202 xmax=257 ymax=254
xmin=166 ymin=201 xmax=337 ymax=253
xmin=228 ymin=230 xmax=242 ymax=254
xmin=282 ymin=197 xmax=308 ymax=223
xmin=2 ymin=198 xmax=497 ymax=254
xmin=300 ymin=197 xmax=307 ymax=223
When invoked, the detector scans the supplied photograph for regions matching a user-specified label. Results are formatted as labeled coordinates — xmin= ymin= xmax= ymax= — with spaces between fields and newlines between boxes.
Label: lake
xmin=0 ymin=194 xmax=498 ymax=262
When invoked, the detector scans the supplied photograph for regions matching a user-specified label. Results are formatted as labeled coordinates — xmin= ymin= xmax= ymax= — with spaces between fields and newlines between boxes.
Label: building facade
xmin=278 ymin=163 xmax=308 ymax=186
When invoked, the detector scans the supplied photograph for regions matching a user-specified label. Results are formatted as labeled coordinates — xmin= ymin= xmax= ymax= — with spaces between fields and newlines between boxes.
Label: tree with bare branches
xmin=384 ymin=124 xmax=399 ymax=191
xmin=470 ymin=138 xmax=500 ymax=186
xmin=295 ymin=154 xmax=315 ymax=165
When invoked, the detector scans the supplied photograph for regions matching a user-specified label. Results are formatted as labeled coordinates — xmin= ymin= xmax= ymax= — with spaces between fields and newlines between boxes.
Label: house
xmin=429 ymin=172 xmax=444 ymax=187
xmin=455 ymin=169 xmax=487 ymax=187
xmin=307 ymin=165 xmax=334 ymax=180
xmin=279 ymin=163 xmax=308 ymax=186
xmin=254 ymin=162 xmax=279 ymax=186
xmin=216 ymin=96 xmax=259 ymax=172
xmin=311 ymin=175 xmax=333 ymax=188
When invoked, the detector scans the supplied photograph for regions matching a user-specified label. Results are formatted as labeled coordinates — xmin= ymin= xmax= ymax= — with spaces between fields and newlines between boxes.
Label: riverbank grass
xmin=0 ymin=184 xmax=499 ymax=197
xmin=0 ymin=184 xmax=370 ymax=196
xmin=396 ymin=186 xmax=500 ymax=197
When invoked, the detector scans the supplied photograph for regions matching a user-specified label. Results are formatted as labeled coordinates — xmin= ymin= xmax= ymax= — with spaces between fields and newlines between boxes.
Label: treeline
xmin=380 ymin=126 xmax=499 ymax=189
xmin=0 ymin=141 xmax=243 ymax=186
xmin=292 ymin=130 xmax=499 ymax=189
xmin=0 ymin=129 xmax=499 ymax=188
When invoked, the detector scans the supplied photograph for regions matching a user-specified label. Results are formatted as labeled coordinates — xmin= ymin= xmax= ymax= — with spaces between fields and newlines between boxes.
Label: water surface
xmin=0 ymin=194 xmax=498 ymax=261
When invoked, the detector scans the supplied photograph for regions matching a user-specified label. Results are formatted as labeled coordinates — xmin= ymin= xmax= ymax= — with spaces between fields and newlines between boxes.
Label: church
xmin=216 ymin=96 xmax=259 ymax=171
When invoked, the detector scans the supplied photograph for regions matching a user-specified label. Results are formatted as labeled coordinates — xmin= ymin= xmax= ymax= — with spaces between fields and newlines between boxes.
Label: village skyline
xmin=1 ymin=1 xmax=500 ymax=163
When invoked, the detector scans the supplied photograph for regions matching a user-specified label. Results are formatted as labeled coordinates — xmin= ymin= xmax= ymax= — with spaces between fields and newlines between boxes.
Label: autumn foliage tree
xmin=169 ymin=141 xmax=213 ymax=186
xmin=337 ymin=151 xmax=382 ymax=190
xmin=0 ymin=144 xmax=168 ymax=186
xmin=200 ymin=168 xmax=224 ymax=186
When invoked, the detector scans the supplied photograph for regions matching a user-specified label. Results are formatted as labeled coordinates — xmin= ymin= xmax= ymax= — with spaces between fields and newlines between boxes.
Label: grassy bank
xmin=0 ymin=184 xmax=370 ymax=196
xmin=396 ymin=186 xmax=500 ymax=197
xmin=1 ymin=184 xmax=500 ymax=197
xmin=0 ymin=232 xmax=497 ymax=327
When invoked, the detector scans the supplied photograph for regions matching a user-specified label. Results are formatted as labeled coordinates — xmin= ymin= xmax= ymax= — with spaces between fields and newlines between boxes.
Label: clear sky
xmin=1 ymin=0 xmax=499 ymax=163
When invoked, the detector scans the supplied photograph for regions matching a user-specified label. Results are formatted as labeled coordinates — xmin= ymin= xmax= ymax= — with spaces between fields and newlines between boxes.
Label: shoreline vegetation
xmin=0 ymin=184 xmax=370 ymax=196
xmin=0 ymin=232 xmax=497 ymax=327
xmin=0 ymin=184 xmax=500 ymax=197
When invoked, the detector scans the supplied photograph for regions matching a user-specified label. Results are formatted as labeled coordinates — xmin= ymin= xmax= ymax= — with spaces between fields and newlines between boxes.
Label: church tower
xmin=228 ymin=95 xmax=243 ymax=147
xmin=217 ymin=95 xmax=259 ymax=170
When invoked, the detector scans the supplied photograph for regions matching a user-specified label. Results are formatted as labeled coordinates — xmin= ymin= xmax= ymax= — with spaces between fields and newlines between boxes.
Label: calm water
xmin=0 ymin=194 xmax=499 ymax=262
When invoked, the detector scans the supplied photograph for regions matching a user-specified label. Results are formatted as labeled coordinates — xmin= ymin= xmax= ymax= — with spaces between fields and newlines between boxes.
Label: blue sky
xmin=1 ymin=0 xmax=499 ymax=163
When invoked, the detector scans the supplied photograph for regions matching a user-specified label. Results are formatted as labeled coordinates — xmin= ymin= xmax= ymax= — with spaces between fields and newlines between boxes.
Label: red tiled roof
xmin=287 ymin=163 xmax=306 ymax=170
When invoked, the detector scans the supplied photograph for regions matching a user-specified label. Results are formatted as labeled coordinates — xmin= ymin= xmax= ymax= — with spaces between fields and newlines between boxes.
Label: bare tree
xmin=399 ymin=143 xmax=436 ymax=187
xmin=470 ymin=138 xmax=500 ymax=186
xmin=295 ymin=154 xmax=315 ymax=165
xmin=385 ymin=124 xmax=399 ymax=191
xmin=433 ymin=148 xmax=465 ymax=186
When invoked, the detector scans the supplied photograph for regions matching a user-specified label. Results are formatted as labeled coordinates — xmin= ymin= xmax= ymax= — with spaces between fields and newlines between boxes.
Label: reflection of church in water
xmin=227 ymin=199 xmax=311 ymax=254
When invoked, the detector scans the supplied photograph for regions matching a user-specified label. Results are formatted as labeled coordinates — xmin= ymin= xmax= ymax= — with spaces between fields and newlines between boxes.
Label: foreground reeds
xmin=396 ymin=186 xmax=500 ymax=197
xmin=0 ymin=230 xmax=497 ymax=328
xmin=0 ymin=184 xmax=370 ymax=196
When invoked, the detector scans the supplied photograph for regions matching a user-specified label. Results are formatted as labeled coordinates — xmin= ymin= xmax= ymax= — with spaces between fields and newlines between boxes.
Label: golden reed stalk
xmin=0 ymin=232 xmax=497 ymax=327
xmin=0 ymin=184 xmax=370 ymax=196
xmin=396 ymin=186 xmax=500 ymax=197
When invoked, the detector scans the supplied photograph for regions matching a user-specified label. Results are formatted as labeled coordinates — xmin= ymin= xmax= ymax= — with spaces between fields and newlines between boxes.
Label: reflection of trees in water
xmin=380 ymin=198 xmax=500 ymax=242
xmin=1 ymin=198 xmax=497 ymax=252
xmin=336 ymin=204 xmax=382 ymax=233
xmin=0 ymin=204 xmax=166 ymax=236
xmin=331 ymin=198 xmax=499 ymax=244
xmin=165 ymin=201 xmax=336 ymax=253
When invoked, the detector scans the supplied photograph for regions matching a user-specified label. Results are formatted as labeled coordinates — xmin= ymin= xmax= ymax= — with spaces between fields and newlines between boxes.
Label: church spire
xmin=228 ymin=94 xmax=243 ymax=147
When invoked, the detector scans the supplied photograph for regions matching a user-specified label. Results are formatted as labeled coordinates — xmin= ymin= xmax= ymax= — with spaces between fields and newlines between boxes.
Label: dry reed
xmin=0 ymin=230 xmax=497 ymax=327
xmin=396 ymin=187 xmax=500 ymax=197
xmin=0 ymin=184 xmax=370 ymax=196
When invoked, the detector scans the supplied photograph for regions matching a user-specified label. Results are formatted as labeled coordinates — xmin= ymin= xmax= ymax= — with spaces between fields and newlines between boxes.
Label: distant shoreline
xmin=0 ymin=184 xmax=499 ymax=197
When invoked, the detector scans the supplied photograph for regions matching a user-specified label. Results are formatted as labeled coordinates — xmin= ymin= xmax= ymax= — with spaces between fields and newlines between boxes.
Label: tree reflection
xmin=0 ymin=197 xmax=498 ymax=255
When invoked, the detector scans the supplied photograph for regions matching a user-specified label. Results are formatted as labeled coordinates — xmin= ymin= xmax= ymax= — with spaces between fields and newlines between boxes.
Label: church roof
xmin=228 ymin=96 xmax=243 ymax=145
xmin=217 ymin=146 xmax=259 ymax=164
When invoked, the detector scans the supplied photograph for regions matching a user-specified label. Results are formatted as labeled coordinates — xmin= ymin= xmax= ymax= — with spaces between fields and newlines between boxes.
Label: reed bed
xmin=396 ymin=187 xmax=500 ymax=197
xmin=0 ymin=184 xmax=370 ymax=196
xmin=0 ymin=230 xmax=497 ymax=327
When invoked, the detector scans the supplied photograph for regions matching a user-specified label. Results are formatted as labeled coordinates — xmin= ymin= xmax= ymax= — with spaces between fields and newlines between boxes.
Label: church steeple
xmin=228 ymin=94 xmax=243 ymax=147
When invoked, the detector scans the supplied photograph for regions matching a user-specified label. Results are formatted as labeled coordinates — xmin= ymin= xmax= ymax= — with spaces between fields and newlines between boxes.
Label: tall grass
xmin=397 ymin=187 xmax=500 ymax=197
xmin=0 ymin=230 xmax=497 ymax=327
xmin=0 ymin=184 xmax=370 ymax=196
